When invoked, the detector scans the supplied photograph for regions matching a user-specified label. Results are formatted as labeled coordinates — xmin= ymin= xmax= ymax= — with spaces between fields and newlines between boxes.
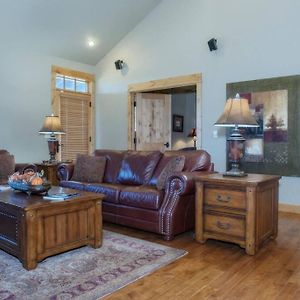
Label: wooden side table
xmin=35 ymin=163 xmax=60 ymax=186
xmin=195 ymin=173 xmax=281 ymax=255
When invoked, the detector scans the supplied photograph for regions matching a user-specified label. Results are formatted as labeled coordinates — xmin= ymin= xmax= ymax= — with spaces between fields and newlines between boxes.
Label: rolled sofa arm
xmin=57 ymin=163 xmax=74 ymax=181
xmin=165 ymin=171 xmax=214 ymax=196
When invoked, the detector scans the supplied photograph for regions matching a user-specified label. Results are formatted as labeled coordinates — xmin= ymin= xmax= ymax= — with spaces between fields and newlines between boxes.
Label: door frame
xmin=127 ymin=73 xmax=202 ymax=150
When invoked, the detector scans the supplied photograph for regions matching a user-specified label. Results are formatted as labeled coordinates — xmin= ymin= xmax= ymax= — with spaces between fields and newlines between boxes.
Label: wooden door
xmin=135 ymin=93 xmax=171 ymax=151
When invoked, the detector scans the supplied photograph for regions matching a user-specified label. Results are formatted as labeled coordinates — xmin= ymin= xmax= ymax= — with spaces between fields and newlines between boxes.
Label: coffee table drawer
xmin=204 ymin=188 xmax=246 ymax=210
xmin=204 ymin=212 xmax=245 ymax=238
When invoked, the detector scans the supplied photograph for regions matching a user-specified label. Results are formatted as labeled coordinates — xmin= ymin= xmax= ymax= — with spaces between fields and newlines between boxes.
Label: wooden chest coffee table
xmin=0 ymin=188 xmax=104 ymax=270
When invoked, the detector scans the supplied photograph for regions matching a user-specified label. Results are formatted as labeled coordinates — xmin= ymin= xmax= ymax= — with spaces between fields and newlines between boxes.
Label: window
xmin=51 ymin=66 xmax=95 ymax=161
xmin=55 ymin=74 xmax=88 ymax=93
xmin=60 ymin=93 xmax=90 ymax=161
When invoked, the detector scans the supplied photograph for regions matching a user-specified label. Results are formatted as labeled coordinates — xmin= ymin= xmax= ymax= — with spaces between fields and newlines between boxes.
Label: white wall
xmin=172 ymin=93 xmax=196 ymax=149
xmin=95 ymin=0 xmax=300 ymax=205
xmin=0 ymin=47 xmax=95 ymax=163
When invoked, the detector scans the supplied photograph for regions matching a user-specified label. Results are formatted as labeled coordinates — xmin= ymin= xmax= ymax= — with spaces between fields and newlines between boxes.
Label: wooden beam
xmin=128 ymin=74 xmax=201 ymax=93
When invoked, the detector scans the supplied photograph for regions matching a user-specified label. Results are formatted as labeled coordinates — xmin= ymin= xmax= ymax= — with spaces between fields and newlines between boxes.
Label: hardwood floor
xmin=103 ymin=212 xmax=300 ymax=300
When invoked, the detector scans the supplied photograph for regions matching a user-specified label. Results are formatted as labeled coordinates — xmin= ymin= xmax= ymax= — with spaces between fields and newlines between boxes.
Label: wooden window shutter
xmin=59 ymin=93 xmax=90 ymax=161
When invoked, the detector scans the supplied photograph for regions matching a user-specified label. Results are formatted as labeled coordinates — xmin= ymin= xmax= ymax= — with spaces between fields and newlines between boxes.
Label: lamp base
xmin=223 ymin=170 xmax=247 ymax=177
xmin=223 ymin=162 xmax=247 ymax=177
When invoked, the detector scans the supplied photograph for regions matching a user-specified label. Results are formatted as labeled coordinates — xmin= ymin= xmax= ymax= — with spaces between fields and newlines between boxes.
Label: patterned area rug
xmin=0 ymin=230 xmax=187 ymax=300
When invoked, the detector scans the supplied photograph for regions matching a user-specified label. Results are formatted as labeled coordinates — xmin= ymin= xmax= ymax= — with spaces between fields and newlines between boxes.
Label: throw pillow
xmin=71 ymin=154 xmax=106 ymax=183
xmin=156 ymin=156 xmax=185 ymax=190
xmin=0 ymin=154 xmax=15 ymax=183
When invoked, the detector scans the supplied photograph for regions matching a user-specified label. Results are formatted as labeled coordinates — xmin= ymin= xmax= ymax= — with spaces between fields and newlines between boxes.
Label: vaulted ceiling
xmin=0 ymin=0 xmax=161 ymax=65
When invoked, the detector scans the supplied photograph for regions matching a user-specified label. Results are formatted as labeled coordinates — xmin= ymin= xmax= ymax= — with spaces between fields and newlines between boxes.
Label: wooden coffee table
xmin=0 ymin=188 xmax=104 ymax=270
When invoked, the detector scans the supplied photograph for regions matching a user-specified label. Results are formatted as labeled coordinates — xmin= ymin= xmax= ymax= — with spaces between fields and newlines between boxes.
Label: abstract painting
xmin=227 ymin=75 xmax=300 ymax=176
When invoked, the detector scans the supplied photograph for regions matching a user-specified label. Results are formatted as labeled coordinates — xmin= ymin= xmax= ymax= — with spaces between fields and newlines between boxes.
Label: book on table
xmin=43 ymin=187 xmax=79 ymax=200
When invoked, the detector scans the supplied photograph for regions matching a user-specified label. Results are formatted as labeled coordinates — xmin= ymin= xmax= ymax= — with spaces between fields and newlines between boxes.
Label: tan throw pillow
xmin=72 ymin=154 xmax=106 ymax=183
xmin=156 ymin=156 xmax=185 ymax=190
xmin=0 ymin=154 xmax=15 ymax=183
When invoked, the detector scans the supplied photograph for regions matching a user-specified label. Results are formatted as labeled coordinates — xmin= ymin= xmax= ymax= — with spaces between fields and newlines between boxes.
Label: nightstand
xmin=195 ymin=173 xmax=281 ymax=255
xmin=35 ymin=162 xmax=60 ymax=186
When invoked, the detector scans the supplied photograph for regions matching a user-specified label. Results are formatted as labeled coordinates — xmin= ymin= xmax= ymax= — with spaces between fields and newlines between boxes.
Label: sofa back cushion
xmin=72 ymin=154 xmax=106 ymax=183
xmin=117 ymin=151 xmax=162 ymax=185
xmin=0 ymin=154 xmax=15 ymax=184
xmin=164 ymin=150 xmax=211 ymax=172
xmin=94 ymin=150 xmax=127 ymax=183
xmin=150 ymin=150 xmax=211 ymax=185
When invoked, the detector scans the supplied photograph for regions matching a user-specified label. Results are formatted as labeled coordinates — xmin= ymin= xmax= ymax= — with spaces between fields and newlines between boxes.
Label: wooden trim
xmin=51 ymin=66 xmax=95 ymax=159
xmin=279 ymin=203 xmax=300 ymax=214
xmin=127 ymin=73 xmax=202 ymax=150
xmin=52 ymin=65 xmax=95 ymax=81
xmin=128 ymin=73 xmax=201 ymax=92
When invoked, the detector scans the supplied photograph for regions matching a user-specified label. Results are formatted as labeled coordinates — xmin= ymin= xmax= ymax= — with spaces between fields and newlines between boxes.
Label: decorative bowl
xmin=8 ymin=180 xmax=51 ymax=195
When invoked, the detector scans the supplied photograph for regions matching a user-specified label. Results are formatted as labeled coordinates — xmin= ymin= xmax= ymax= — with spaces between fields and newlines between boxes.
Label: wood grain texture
xmin=103 ymin=211 xmax=300 ymax=300
xmin=51 ymin=66 xmax=95 ymax=160
xmin=135 ymin=93 xmax=171 ymax=151
xmin=195 ymin=174 xmax=281 ymax=255
xmin=0 ymin=190 xmax=104 ymax=270
xmin=127 ymin=73 xmax=202 ymax=150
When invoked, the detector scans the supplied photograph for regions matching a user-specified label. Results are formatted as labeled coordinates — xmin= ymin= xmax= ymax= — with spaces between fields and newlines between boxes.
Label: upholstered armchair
xmin=0 ymin=150 xmax=37 ymax=184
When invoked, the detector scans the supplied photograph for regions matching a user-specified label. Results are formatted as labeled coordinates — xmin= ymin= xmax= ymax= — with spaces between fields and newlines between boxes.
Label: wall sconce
xmin=114 ymin=60 xmax=124 ymax=70
xmin=208 ymin=38 xmax=218 ymax=51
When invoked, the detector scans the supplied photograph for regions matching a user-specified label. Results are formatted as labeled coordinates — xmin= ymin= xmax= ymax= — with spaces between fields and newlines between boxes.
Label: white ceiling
xmin=0 ymin=0 xmax=161 ymax=65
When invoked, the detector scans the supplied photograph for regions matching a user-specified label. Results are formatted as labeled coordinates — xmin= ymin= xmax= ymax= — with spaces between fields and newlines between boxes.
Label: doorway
xmin=128 ymin=74 xmax=202 ymax=151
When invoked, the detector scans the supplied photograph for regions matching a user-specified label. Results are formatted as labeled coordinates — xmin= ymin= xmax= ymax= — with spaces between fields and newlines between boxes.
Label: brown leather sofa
xmin=57 ymin=149 xmax=214 ymax=240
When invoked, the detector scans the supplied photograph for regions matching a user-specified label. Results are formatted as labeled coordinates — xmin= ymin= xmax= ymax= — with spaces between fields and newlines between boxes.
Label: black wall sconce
xmin=114 ymin=60 xmax=124 ymax=70
xmin=208 ymin=38 xmax=218 ymax=51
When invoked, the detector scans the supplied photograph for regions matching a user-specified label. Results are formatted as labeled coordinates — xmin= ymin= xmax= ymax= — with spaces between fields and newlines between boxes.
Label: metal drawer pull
xmin=216 ymin=221 xmax=231 ymax=230
xmin=216 ymin=194 xmax=231 ymax=202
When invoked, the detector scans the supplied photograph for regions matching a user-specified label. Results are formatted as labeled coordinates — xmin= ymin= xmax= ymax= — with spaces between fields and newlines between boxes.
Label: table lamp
xmin=187 ymin=128 xmax=197 ymax=148
xmin=39 ymin=114 xmax=65 ymax=163
xmin=214 ymin=94 xmax=259 ymax=177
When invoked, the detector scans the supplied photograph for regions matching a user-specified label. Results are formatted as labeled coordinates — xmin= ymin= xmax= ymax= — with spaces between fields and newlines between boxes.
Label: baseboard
xmin=279 ymin=203 xmax=300 ymax=214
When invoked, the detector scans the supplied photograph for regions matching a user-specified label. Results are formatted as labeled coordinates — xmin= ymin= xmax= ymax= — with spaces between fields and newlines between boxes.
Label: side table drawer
xmin=204 ymin=188 xmax=246 ymax=210
xmin=204 ymin=212 xmax=245 ymax=238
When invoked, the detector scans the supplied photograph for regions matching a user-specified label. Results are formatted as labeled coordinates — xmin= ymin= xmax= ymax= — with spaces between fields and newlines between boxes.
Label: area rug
xmin=0 ymin=230 xmax=187 ymax=300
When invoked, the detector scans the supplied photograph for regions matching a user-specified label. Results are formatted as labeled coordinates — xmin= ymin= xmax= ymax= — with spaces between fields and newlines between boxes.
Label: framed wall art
xmin=226 ymin=75 xmax=300 ymax=177
xmin=173 ymin=114 xmax=184 ymax=132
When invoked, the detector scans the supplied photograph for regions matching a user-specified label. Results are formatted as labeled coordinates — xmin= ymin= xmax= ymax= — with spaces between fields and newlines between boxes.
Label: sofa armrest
xmin=57 ymin=163 xmax=74 ymax=181
xmin=165 ymin=171 xmax=214 ymax=196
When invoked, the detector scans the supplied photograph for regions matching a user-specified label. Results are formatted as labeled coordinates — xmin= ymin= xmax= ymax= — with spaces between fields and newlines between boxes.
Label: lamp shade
xmin=214 ymin=94 xmax=258 ymax=128
xmin=187 ymin=128 xmax=197 ymax=137
xmin=39 ymin=114 xmax=65 ymax=135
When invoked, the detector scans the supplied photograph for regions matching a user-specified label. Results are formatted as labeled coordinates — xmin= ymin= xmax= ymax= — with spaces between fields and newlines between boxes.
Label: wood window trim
xmin=127 ymin=73 xmax=202 ymax=150
xmin=51 ymin=66 xmax=95 ymax=158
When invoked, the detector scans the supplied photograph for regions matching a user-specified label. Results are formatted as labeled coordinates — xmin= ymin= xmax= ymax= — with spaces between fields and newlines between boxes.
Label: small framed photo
xmin=173 ymin=114 xmax=184 ymax=132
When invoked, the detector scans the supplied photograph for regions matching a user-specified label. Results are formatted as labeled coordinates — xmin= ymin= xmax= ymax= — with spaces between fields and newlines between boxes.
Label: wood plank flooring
xmin=103 ymin=212 xmax=300 ymax=300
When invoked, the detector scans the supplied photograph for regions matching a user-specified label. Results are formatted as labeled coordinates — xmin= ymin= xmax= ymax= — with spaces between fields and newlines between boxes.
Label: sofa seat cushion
xmin=119 ymin=185 xmax=164 ymax=210
xmin=59 ymin=180 xmax=88 ymax=191
xmin=117 ymin=151 xmax=162 ymax=185
xmin=85 ymin=183 xmax=124 ymax=204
